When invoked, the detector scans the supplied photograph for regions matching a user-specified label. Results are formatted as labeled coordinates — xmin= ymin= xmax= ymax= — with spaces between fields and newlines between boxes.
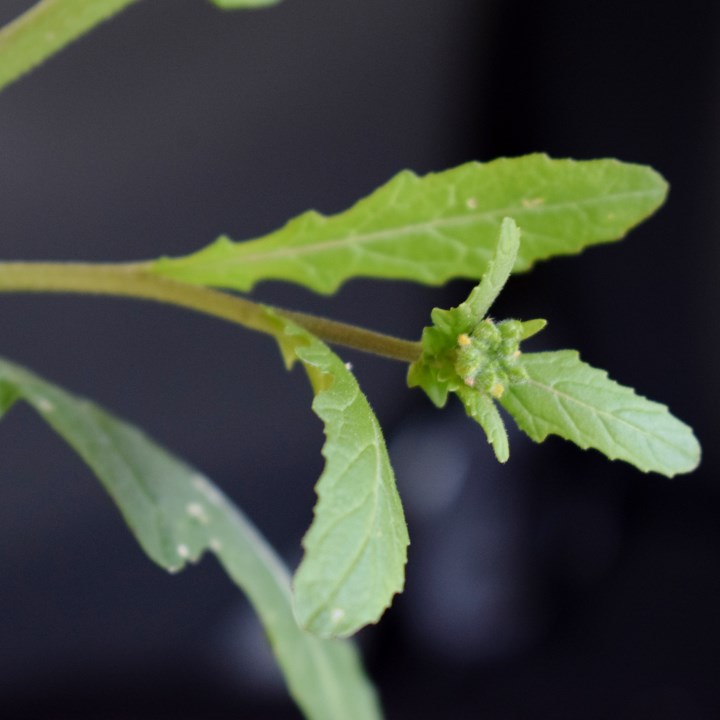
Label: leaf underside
xmin=500 ymin=351 xmax=701 ymax=477
xmin=265 ymin=310 xmax=409 ymax=639
xmin=0 ymin=356 xmax=381 ymax=720
xmin=152 ymin=154 xmax=668 ymax=294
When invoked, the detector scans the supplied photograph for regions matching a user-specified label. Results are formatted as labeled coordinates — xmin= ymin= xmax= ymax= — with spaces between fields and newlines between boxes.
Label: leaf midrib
xmin=184 ymin=188 xmax=663 ymax=269
xmin=520 ymin=376 xmax=691 ymax=457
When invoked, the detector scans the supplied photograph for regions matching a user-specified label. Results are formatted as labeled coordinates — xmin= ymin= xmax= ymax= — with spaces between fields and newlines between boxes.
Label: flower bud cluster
xmin=453 ymin=319 xmax=527 ymax=398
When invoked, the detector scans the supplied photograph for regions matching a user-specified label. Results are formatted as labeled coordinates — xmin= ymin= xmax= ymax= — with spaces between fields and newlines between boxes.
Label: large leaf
xmin=500 ymin=351 xmax=701 ymax=477
xmin=151 ymin=155 xmax=668 ymax=294
xmin=0 ymin=356 xmax=381 ymax=720
xmin=265 ymin=310 xmax=409 ymax=638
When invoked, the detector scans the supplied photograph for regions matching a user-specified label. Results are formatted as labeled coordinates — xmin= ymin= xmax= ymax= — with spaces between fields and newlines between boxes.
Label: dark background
xmin=0 ymin=1 xmax=718 ymax=718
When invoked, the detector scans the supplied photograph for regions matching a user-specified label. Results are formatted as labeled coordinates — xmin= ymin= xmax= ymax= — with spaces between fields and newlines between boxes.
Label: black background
xmin=0 ymin=1 xmax=718 ymax=718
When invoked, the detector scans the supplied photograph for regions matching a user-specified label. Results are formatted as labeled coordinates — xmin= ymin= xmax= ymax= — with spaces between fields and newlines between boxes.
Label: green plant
xmin=0 ymin=3 xmax=701 ymax=719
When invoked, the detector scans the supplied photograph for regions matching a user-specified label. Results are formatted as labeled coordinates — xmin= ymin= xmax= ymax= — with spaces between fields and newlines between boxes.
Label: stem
xmin=0 ymin=262 xmax=422 ymax=363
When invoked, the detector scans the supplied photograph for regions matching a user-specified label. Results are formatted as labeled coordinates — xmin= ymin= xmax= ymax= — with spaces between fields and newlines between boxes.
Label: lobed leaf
xmin=0 ymin=356 xmax=381 ymax=720
xmin=151 ymin=155 xmax=668 ymax=294
xmin=500 ymin=351 xmax=701 ymax=477
xmin=265 ymin=310 xmax=409 ymax=639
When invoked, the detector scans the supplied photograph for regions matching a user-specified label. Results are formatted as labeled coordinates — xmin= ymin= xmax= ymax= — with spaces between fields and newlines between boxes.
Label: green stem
xmin=0 ymin=262 xmax=422 ymax=363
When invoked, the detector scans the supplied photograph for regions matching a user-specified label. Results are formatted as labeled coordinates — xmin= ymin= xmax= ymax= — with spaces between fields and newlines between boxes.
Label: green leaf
xmin=457 ymin=387 xmax=509 ymax=463
xmin=0 ymin=0 xmax=281 ymax=94
xmin=151 ymin=155 xmax=668 ymax=294
xmin=0 ymin=0 xmax=142 ymax=93
xmin=432 ymin=216 xmax=520 ymax=332
xmin=520 ymin=318 xmax=547 ymax=340
xmin=264 ymin=310 xmax=409 ymax=639
xmin=0 ymin=356 xmax=382 ymax=720
xmin=500 ymin=351 xmax=701 ymax=477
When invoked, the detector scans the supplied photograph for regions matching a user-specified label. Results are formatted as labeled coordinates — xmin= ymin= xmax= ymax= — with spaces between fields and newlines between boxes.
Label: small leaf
xmin=0 ymin=356 xmax=381 ymax=720
xmin=432 ymin=216 xmax=520 ymax=331
xmin=457 ymin=387 xmax=509 ymax=462
xmin=151 ymin=155 xmax=668 ymax=294
xmin=264 ymin=310 xmax=409 ymax=638
xmin=500 ymin=351 xmax=701 ymax=477
xmin=520 ymin=318 xmax=547 ymax=340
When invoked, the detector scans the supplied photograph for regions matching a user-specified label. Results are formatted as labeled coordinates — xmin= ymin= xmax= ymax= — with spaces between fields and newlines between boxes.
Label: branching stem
xmin=0 ymin=262 xmax=422 ymax=363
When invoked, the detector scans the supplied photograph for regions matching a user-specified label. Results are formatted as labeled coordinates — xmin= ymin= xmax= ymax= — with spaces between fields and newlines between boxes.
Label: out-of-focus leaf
xmin=0 ymin=356 xmax=382 ymax=720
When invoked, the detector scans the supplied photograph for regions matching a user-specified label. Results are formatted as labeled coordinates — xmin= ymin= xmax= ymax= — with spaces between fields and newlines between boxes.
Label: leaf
xmin=520 ymin=318 xmax=547 ymax=340
xmin=0 ymin=356 xmax=382 ymax=720
xmin=151 ymin=155 xmax=668 ymax=294
xmin=430 ymin=216 xmax=520 ymax=333
xmin=499 ymin=351 xmax=701 ymax=477
xmin=264 ymin=310 xmax=409 ymax=639
xmin=457 ymin=387 xmax=509 ymax=463
xmin=0 ymin=0 xmax=142 ymax=93
xmin=0 ymin=0 xmax=282 ymax=94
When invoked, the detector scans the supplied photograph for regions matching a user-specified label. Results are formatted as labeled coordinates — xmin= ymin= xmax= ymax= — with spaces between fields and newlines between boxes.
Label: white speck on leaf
xmin=466 ymin=197 xmax=478 ymax=209
xmin=209 ymin=538 xmax=222 ymax=552
xmin=176 ymin=544 xmax=191 ymax=559
xmin=35 ymin=397 xmax=55 ymax=413
xmin=186 ymin=502 xmax=209 ymax=524
xmin=521 ymin=197 xmax=545 ymax=208
xmin=330 ymin=608 xmax=345 ymax=623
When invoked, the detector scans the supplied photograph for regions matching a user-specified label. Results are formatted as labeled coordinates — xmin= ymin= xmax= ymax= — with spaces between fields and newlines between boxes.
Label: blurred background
xmin=0 ymin=0 xmax=718 ymax=717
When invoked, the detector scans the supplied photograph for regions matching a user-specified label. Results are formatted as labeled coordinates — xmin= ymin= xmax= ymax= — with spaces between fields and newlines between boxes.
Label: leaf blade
xmin=0 ymin=356 xmax=381 ymax=720
xmin=456 ymin=216 xmax=520 ymax=322
xmin=265 ymin=311 xmax=409 ymax=638
xmin=457 ymin=387 xmax=509 ymax=463
xmin=151 ymin=155 xmax=668 ymax=294
xmin=500 ymin=351 xmax=701 ymax=477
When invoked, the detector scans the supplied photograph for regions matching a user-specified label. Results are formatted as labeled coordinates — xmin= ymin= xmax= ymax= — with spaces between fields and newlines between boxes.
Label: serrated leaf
xmin=151 ymin=155 xmax=668 ymax=294
xmin=500 ymin=351 xmax=701 ymax=477
xmin=0 ymin=357 xmax=381 ymax=720
xmin=264 ymin=310 xmax=409 ymax=638
xmin=457 ymin=387 xmax=509 ymax=463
